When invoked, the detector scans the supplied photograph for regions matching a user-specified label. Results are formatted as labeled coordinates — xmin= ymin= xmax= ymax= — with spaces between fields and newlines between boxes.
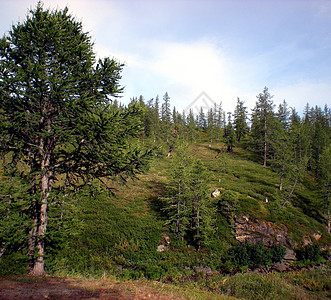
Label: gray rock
xmin=211 ymin=189 xmax=221 ymax=198
xmin=301 ymin=237 xmax=312 ymax=247
xmin=157 ymin=244 xmax=165 ymax=252
xmin=194 ymin=266 xmax=213 ymax=275
xmin=283 ymin=248 xmax=296 ymax=261
xmin=272 ymin=262 xmax=287 ymax=272
xmin=311 ymin=232 xmax=322 ymax=241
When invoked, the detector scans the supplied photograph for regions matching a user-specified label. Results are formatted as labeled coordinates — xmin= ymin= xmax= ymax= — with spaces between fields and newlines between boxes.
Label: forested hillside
xmin=0 ymin=3 xmax=330 ymax=299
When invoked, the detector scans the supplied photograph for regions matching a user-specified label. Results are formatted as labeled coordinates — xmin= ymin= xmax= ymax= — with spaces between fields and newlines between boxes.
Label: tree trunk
xmin=282 ymin=178 xmax=298 ymax=208
xmin=279 ymin=163 xmax=285 ymax=191
xmin=32 ymin=130 xmax=53 ymax=275
xmin=327 ymin=184 xmax=330 ymax=234
xmin=33 ymin=170 xmax=52 ymax=276
xmin=28 ymin=211 xmax=38 ymax=273
xmin=263 ymin=118 xmax=267 ymax=168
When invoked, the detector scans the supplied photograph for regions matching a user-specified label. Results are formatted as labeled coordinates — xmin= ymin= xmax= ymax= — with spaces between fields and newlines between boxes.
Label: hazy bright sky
xmin=1 ymin=0 xmax=331 ymax=114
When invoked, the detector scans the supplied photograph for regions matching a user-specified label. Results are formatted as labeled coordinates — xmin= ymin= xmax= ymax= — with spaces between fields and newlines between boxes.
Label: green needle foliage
xmin=0 ymin=3 xmax=153 ymax=276
xmin=162 ymin=144 xmax=215 ymax=250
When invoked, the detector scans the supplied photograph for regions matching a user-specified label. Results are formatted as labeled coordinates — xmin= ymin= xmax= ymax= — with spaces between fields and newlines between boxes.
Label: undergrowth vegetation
xmin=1 ymin=134 xmax=330 ymax=299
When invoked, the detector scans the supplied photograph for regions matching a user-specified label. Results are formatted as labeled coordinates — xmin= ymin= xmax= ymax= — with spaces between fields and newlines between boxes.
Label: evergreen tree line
xmin=130 ymin=88 xmax=330 ymax=178
xmin=131 ymin=88 xmax=330 ymax=234
xmin=0 ymin=3 xmax=330 ymax=277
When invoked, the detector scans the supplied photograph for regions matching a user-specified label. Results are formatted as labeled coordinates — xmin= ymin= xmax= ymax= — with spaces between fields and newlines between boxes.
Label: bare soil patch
xmin=0 ymin=276 xmax=181 ymax=300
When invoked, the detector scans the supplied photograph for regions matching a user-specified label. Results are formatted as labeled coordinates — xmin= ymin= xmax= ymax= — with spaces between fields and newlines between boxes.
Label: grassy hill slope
xmin=1 ymin=138 xmax=330 ymax=298
xmin=35 ymin=138 xmax=329 ymax=279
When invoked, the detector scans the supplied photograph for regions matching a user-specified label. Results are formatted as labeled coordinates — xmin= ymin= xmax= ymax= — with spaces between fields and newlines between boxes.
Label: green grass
xmin=1 ymin=137 xmax=330 ymax=295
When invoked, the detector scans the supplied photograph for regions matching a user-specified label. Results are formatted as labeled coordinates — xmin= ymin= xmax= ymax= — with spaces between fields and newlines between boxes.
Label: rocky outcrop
xmin=156 ymin=234 xmax=171 ymax=252
xmin=235 ymin=215 xmax=291 ymax=247
xmin=211 ymin=189 xmax=221 ymax=198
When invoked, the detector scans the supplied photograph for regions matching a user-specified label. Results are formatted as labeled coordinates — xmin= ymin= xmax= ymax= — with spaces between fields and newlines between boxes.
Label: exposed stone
xmin=311 ymin=232 xmax=322 ymax=241
xmin=234 ymin=215 xmax=291 ymax=247
xmin=211 ymin=189 xmax=221 ymax=198
xmin=163 ymin=234 xmax=171 ymax=245
xmin=236 ymin=215 xmax=249 ymax=224
xmin=272 ymin=262 xmax=287 ymax=272
xmin=157 ymin=245 xmax=165 ymax=252
xmin=194 ymin=266 xmax=213 ymax=275
xmin=283 ymin=248 xmax=296 ymax=261
xmin=301 ymin=236 xmax=312 ymax=247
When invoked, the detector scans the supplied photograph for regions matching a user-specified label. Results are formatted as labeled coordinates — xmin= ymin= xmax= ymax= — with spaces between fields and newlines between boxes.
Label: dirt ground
xmin=0 ymin=276 xmax=182 ymax=300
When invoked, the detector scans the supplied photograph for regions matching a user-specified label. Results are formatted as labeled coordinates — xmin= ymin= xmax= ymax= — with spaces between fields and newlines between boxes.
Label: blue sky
xmin=1 ymin=0 xmax=331 ymax=115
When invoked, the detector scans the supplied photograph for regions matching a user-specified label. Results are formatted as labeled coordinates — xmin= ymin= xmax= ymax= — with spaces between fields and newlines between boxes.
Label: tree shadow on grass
xmin=144 ymin=180 xmax=167 ymax=218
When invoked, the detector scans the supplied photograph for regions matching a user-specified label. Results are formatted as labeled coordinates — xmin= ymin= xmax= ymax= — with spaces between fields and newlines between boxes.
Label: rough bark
xmin=279 ymin=163 xmax=285 ymax=191
xmin=263 ymin=117 xmax=267 ymax=168
xmin=327 ymin=184 xmax=330 ymax=234
xmin=282 ymin=178 xmax=298 ymax=208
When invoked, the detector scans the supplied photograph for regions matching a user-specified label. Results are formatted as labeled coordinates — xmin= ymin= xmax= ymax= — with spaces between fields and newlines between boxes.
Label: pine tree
xmin=277 ymin=99 xmax=290 ymax=130
xmin=0 ymin=4 xmax=152 ymax=275
xmin=281 ymin=110 xmax=312 ymax=207
xmin=198 ymin=107 xmax=207 ymax=130
xmin=188 ymin=159 xmax=215 ymax=250
xmin=152 ymin=96 xmax=161 ymax=142
xmin=187 ymin=109 xmax=196 ymax=143
xmin=162 ymin=145 xmax=215 ymax=249
xmin=216 ymin=101 xmax=225 ymax=143
xmin=319 ymin=145 xmax=331 ymax=233
xmin=271 ymin=100 xmax=291 ymax=191
xmin=162 ymin=145 xmax=192 ymax=240
xmin=207 ymin=108 xmax=215 ymax=143
xmin=161 ymin=92 xmax=171 ymax=142
xmin=250 ymin=87 xmax=276 ymax=167
xmin=233 ymin=98 xmax=248 ymax=143
xmin=310 ymin=106 xmax=330 ymax=176
xmin=224 ymin=112 xmax=235 ymax=152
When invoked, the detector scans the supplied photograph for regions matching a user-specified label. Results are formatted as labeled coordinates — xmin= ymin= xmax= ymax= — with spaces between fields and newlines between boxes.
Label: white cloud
xmin=124 ymin=40 xmax=241 ymax=113
xmin=1 ymin=0 xmax=329 ymax=116
xmin=274 ymin=80 xmax=331 ymax=114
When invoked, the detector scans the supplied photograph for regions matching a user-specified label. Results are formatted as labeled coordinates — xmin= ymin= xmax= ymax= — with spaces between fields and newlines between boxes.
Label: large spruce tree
xmin=250 ymin=87 xmax=276 ymax=167
xmin=162 ymin=145 xmax=215 ymax=249
xmin=0 ymin=3 xmax=151 ymax=275
xmin=233 ymin=97 xmax=248 ymax=143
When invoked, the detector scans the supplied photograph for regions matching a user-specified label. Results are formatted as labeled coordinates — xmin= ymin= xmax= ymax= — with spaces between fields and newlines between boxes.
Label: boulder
xmin=301 ymin=236 xmax=312 ymax=247
xmin=163 ymin=234 xmax=171 ymax=245
xmin=157 ymin=234 xmax=171 ymax=252
xmin=157 ymin=245 xmax=165 ymax=252
xmin=283 ymin=248 xmax=296 ymax=261
xmin=311 ymin=232 xmax=322 ymax=241
xmin=272 ymin=262 xmax=288 ymax=272
xmin=194 ymin=266 xmax=213 ymax=276
xmin=234 ymin=215 xmax=291 ymax=247
xmin=211 ymin=189 xmax=221 ymax=198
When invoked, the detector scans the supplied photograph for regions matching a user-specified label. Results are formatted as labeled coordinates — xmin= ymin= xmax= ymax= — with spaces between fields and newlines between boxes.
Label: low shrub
xmin=296 ymin=244 xmax=322 ymax=262
xmin=227 ymin=242 xmax=286 ymax=269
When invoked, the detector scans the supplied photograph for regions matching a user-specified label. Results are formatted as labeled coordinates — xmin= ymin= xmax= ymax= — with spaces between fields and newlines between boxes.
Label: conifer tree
xmin=162 ymin=145 xmax=215 ymax=249
xmin=224 ymin=113 xmax=235 ymax=153
xmin=188 ymin=159 xmax=215 ymax=250
xmin=162 ymin=145 xmax=192 ymax=239
xmin=277 ymin=100 xmax=290 ymax=130
xmin=0 ymin=4 xmax=152 ymax=275
xmin=233 ymin=98 xmax=248 ymax=143
xmin=152 ymin=96 xmax=161 ymax=142
xmin=161 ymin=92 xmax=171 ymax=142
xmin=187 ymin=109 xmax=196 ymax=143
xmin=281 ymin=110 xmax=312 ymax=207
xmin=271 ymin=100 xmax=291 ymax=191
xmin=198 ymin=107 xmax=207 ymax=129
xmin=319 ymin=145 xmax=331 ymax=233
xmin=250 ymin=87 xmax=276 ymax=167
xmin=207 ymin=108 xmax=215 ymax=143
xmin=216 ymin=101 xmax=225 ymax=143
